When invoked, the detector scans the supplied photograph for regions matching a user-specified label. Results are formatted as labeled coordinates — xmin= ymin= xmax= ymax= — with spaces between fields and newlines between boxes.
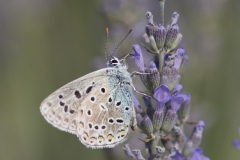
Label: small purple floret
xmin=149 ymin=61 xmax=156 ymax=69
xmin=130 ymin=44 xmax=142 ymax=59
xmin=173 ymin=84 xmax=183 ymax=96
xmin=171 ymin=95 xmax=185 ymax=112
xmin=171 ymin=151 xmax=184 ymax=160
xmin=189 ymin=148 xmax=210 ymax=160
xmin=233 ymin=139 xmax=240 ymax=150
xmin=153 ymin=84 xmax=171 ymax=103
xmin=196 ymin=120 xmax=205 ymax=128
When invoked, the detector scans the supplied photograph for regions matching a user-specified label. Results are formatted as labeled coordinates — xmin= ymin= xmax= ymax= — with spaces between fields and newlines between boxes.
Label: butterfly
xmin=39 ymin=48 xmax=141 ymax=149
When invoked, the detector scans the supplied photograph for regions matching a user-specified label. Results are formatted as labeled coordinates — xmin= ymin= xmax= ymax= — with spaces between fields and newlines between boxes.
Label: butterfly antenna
xmin=111 ymin=29 xmax=132 ymax=57
xmin=120 ymin=48 xmax=133 ymax=61
xmin=105 ymin=28 xmax=109 ymax=60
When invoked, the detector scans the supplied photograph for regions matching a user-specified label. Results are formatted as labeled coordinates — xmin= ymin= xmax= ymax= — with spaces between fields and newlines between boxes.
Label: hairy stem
xmin=150 ymin=136 xmax=160 ymax=159
xmin=158 ymin=0 xmax=166 ymax=25
xmin=159 ymin=51 xmax=164 ymax=75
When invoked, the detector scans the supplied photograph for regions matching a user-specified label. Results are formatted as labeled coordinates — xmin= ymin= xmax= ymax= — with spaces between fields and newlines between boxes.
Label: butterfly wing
xmin=76 ymin=80 xmax=136 ymax=148
xmin=40 ymin=68 xmax=112 ymax=134
xmin=40 ymin=67 xmax=137 ymax=148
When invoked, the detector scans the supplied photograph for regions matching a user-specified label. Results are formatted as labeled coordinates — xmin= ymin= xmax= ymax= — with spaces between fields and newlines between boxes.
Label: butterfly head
xmin=107 ymin=56 xmax=121 ymax=67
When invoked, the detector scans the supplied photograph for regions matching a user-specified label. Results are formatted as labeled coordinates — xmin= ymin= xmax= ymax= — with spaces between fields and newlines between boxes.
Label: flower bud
xmin=130 ymin=44 xmax=146 ymax=72
xmin=155 ymin=24 xmax=166 ymax=49
xmin=149 ymin=61 xmax=160 ymax=89
xmin=152 ymin=110 xmax=164 ymax=133
xmin=142 ymin=115 xmax=154 ymax=137
xmin=154 ymin=146 xmax=165 ymax=159
xmin=142 ymin=33 xmax=150 ymax=44
xmin=132 ymin=149 xmax=145 ymax=160
xmin=133 ymin=95 xmax=144 ymax=114
xmin=166 ymin=12 xmax=179 ymax=32
xmin=130 ymin=44 xmax=152 ymax=91
xmin=146 ymin=11 xmax=154 ymax=25
xmin=154 ymin=55 xmax=159 ymax=69
xmin=160 ymin=110 xmax=178 ymax=134
xmin=173 ymin=126 xmax=186 ymax=150
xmin=174 ymin=47 xmax=185 ymax=69
xmin=161 ymin=95 xmax=185 ymax=133
xmin=149 ymin=35 xmax=159 ymax=53
xmin=164 ymin=53 xmax=176 ymax=67
xmin=146 ymin=23 xmax=156 ymax=37
xmin=143 ymin=96 xmax=154 ymax=120
xmin=168 ymin=33 xmax=182 ymax=52
xmin=182 ymin=140 xmax=193 ymax=159
xmin=123 ymin=144 xmax=136 ymax=158
xmin=165 ymin=24 xmax=179 ymax=50
xmin=180 ymin=52 xmax=189 ymax=74
xmin=177 ymin=93 xmax=191 ymax=123
xmin=161 ymin=138 xmax=173 ymax=152
xmin=136 ymin=113 xmax=144 ymax=131
xmin=161 ymin=66 xmax=181 ymax=91
xmin=190 ymin=120 xmax=205 ymax=148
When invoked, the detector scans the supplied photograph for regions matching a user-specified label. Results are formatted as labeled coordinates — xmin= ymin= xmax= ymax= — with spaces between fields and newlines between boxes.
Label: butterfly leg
xmin=130 ymin=84 xmax=159 ymax=102
xmin=130 ymin=106 xmax=137 ymax=131
xmin=131 ymin=71 xmax=152 ymax=78
xmin=130 ymin=83 xmax=152 ymax=98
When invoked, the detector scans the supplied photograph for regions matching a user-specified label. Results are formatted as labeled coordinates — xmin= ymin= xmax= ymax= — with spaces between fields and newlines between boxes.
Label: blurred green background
xmin=0 ymin=0 xmax=240 ymax=159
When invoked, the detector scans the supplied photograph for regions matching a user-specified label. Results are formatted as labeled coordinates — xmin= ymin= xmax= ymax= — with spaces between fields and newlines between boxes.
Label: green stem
xmin=159 ymin=0 xmax=166 ymax=25
xmin=150 ymin=136 xmax=160 ymax=159
xmin=159 ymin=51 xmax=164 ymax=74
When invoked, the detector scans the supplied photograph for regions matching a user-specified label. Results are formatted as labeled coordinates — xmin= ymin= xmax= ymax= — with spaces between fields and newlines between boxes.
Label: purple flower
xmin=153 ymin=84 xmax=171 ymax=111
xmin=130 ymin=44 xmax=146 ymax=72
xmin=171 ymin=148 xmax=210 ymax=160
xmin=233 ymin=139 xmax=240 ymax=150
xmin=189 ymin=148 xmax=210 ymax=160
xmin=232 ymin=128 xmax=240 ymax=150
xmin=171 ymin=151 xmax=184 ymax=160
xmin=174 ymin=47 xmax=185 ymax=69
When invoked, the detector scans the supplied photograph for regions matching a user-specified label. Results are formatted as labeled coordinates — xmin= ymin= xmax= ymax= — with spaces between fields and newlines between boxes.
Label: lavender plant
xmin=99 ymin=0 xmax=209 ymax=159
xmin=121 ymin=1 xmax=209 ymax=160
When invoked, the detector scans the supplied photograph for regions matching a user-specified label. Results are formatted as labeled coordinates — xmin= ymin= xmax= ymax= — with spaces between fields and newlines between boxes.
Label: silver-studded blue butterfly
xmin=40 ymin=53 xmax=139 ymax=148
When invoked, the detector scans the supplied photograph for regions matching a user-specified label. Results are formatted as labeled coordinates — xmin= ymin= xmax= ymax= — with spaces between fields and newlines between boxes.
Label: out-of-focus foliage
xmin=0 ymin=0 xmax=240 ymax=160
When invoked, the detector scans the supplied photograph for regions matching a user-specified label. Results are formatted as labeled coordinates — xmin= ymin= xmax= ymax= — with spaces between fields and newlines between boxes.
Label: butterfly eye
xmin=109 ymin=57 xmax=120 ymax=66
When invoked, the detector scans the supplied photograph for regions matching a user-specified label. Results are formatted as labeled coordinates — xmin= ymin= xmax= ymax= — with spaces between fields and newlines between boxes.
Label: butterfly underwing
xmin=40 ymin=57 xmax=137 ymax=148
